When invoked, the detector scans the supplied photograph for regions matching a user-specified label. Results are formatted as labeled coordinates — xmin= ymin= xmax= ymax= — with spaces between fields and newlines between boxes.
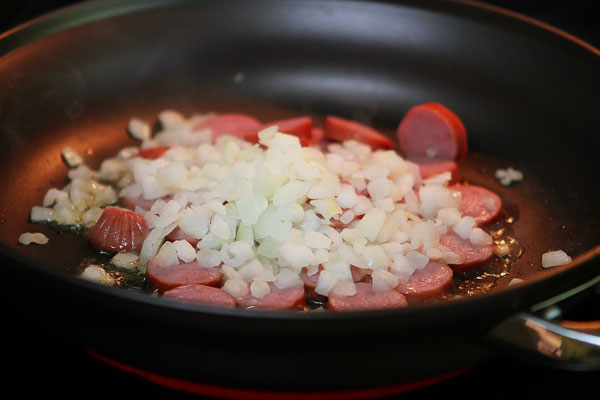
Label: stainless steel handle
xmin=488 ymin=276 xmax=600 ymax=370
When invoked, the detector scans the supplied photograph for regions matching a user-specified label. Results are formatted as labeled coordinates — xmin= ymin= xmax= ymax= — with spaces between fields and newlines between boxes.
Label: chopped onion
xmin=542 ymin=250 xmax=572 ymax=268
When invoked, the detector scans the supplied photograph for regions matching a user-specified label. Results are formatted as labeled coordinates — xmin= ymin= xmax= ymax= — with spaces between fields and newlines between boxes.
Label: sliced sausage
xmin=450 ymin=184 xmax=502 ymax=225
xmin=138 ymin=146 xmax=169 ymax=160
xmin=328 ymin=282 xmax=408 ymax=311
xmin=146 ymin=259 xmax=222 ymax=293
xmin=121 ymin=195 xmax=159 ymax=211
xmin=416 ymin=159 xmax=459 ymax=183
xmin=165 ymin=226 xmax=200 ymax=247
xmin=440 ymin=231 xmax=494 ymax=272
xmin=394 ymin=262 xmax=453 ymax=303
xmin=88 ymin=206 xmax=148 ymax=253
xmin=236 ymin=284 xmax=305 ymax=311
xmin=324 ymin=116 xmax=394 ymax=149
xmin=162 ymin=284 xmax=236 ymax=308
xmin=194 ymin=113 xmax=262 ymax=141
xmin=396 ymin=102 xmax=467 ymax=161
xmin=245 ymin=116 xmax=313 ymax=143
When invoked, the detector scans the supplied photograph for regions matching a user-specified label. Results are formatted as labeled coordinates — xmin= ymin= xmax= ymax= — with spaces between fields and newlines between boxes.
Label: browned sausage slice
xmin=394 ymin=262 xmax=453 ymax=303
xmin=450 ymin=184 xmax=502 ymax=225
xmin=396 ymin=102 xmax=467 ymax=161
xmin=165 ymin=226 xmax=200 ymax=247
xmin=328 ymin=282 xmax=407 ymax=311
xmin=440 ymin=231 xmax=494 ymax=272
xmin=162 ymin=284 xmax=236 ymax=308
xmin=236 ymin=284 xmax=306 ymax=311
xmin=88 ymin=206 xmax=148 ymax=253
xmin=146 ymin=259 xmax=222 ymax=293
xmin=324 ymin=116 xmax=394 ymax=149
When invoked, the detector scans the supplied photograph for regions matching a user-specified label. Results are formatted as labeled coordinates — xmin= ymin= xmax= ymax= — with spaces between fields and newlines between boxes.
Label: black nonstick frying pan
xmin=0 ymin=0 xmax=599 ymax=396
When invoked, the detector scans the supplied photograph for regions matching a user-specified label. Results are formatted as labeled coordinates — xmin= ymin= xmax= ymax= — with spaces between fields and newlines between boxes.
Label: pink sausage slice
xmin=162 ymin=284 xmax=236 ymax=308
xmin=328 ymin=282 xmax=408 ymax=312
xmin=165 ymin=226 xmax=200 ymax=247
xmin=194 ymin=113 xmax=262 ymax=141
xmin=324 ymin=116 xmax=394 ymax=149
xmin=416 ymin=159 xmax=460 ymax=182
xmin=236 ymin=284 xmax=305 ymax=311
xmin=245 ymin=116 xmax=313 ymax=143
xmin=450 ymin=184 xmax=502 ymax=225
xmin=396 ymin=102 xmax=467 ymax=161
xmin=440 ymin=231 xmax=494 ymax=273
xmin=394 ymin=262 xmax=453 ymax=303
xmin=146 ymin=260 xmax=222 ymax=293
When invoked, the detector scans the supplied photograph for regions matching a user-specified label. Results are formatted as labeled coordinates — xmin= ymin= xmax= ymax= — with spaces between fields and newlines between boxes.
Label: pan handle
xmin=487 ymin=276 xmax=600 ymax=370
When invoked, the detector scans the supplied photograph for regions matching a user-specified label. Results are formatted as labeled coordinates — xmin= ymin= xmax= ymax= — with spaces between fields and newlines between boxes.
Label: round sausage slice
xmin=245 ymin=116 xmax=313 ymax=143
xmin=236 ymin=284 xmax=305 ymax=311
xmin=396 ymin=102 xmax=467 ymax=161
xmin=450 ymin=184 xmax=502 ymax=225
xmin=324 ymin=116 xmax=394 ymax=149
xmin=440 ymin=231 xmax=494 ymax=272
xmin=165 ymin=226 xmax=200 ymax=247
xmin=162 ymin=284 xmax=236 ymax=308
xmin=394 ymin=262 xmax=453 ymax=303
xmin=194 ymin=113 xmax=262 ymax=141
xmin=328 ymin=282 xmax=408 ymax=312
xmin=146 ymin=260 xmax=222 ymax=293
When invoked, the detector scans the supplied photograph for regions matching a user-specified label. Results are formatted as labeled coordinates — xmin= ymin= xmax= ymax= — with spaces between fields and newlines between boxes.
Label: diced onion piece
xmin=61 ymin=147 xmax=84 ymax=167
xmin=372 ymin=269 xmax=400 ymax=292
xmin=80 ymin=265 xmax=114 ymax=285
xmin=279 ymin=243 xmax=315 ymax=269
xmin=469 ymin=227 xmax=493 ymax=245
xmin=154 ymin=241 xmax=179 ymax=267
xmin=453 ymin=216 xmax=476 ymax=240
xmin=315 ymin=270 xmax=338 ymax=296
xmin=111 ymin=252 xmax=140 ymax=270
xmin=250 ymin=280 xmax=271 ymax=298
xmin=304 ymin=231 xmax=332 ymax=250
xmin=128 ymin=117 xmax=152 ymax=141
xmin=542 ymin=250 xmax=572 ymax=268
xmin=222 ymin=278 xmax=250 ymax=298
xmin=336 ymin=185 xmax=358 ymax=209
xmin=274 ymin=268 xmax=305 ymax=289
xmin=18 ymin=232 xmax=49 ymax=245
xmin=172 ymin=240 xmax=197 ymax=263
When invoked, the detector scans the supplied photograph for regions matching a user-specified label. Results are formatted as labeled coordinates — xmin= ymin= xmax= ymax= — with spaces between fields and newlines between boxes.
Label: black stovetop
xmin=1 ymin=1 xmax=599 ymax=398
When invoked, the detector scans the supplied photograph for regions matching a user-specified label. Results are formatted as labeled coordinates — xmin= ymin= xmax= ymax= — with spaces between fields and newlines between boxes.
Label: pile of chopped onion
xmin=32 ymin=110 xmax=506 ymax=298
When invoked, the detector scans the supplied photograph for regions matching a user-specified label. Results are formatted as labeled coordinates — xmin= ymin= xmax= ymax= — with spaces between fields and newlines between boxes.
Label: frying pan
xmin=0 ymin=0 xmax=599 ymax=395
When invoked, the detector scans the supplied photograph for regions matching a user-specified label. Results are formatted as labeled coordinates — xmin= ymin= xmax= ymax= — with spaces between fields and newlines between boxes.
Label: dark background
xmin=1 ymin=1 xmax=599 ymax=399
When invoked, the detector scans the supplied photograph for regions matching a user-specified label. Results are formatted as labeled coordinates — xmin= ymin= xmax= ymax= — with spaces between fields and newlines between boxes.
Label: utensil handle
xmin=488 ymin=279 xmax=600 ymax=370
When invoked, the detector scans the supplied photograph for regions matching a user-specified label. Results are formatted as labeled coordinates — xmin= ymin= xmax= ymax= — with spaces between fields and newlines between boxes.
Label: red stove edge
xmin=86 ymin=349 xmax=475 ymax=399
